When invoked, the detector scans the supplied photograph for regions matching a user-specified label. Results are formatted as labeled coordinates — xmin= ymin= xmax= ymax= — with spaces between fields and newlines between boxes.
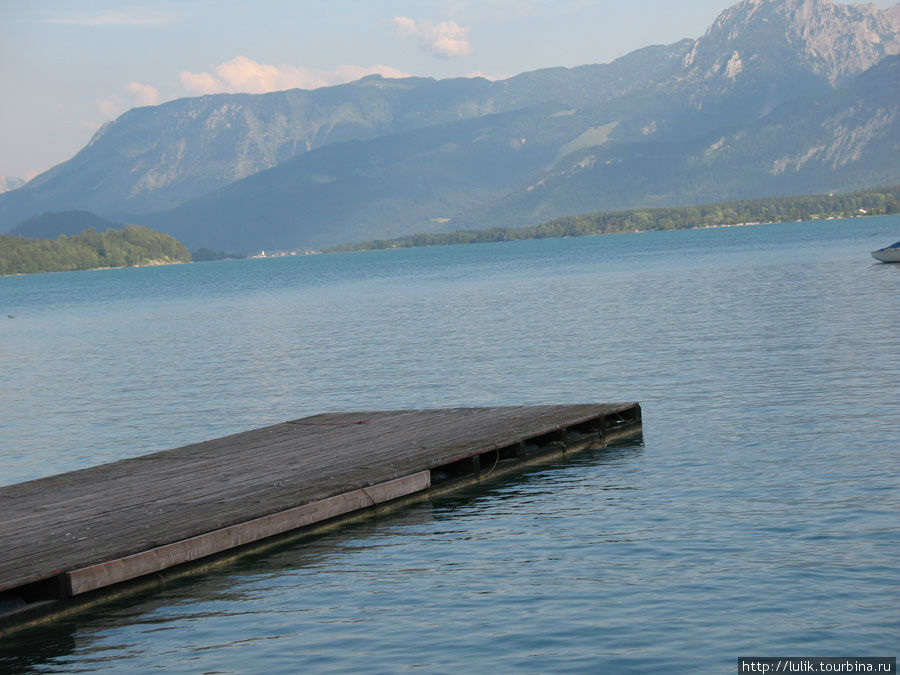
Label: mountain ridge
xmin=139 ymin=53 xmax=899 ymax=251
xmin=456 ymin=54 xmax=900 ymax=229
xmin=1 ymin=0 xmax=898 ymax=249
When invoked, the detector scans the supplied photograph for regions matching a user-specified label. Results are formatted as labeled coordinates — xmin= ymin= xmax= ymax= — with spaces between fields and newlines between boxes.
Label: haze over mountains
xmin=2 ymin=0 xmax=898 ymax=251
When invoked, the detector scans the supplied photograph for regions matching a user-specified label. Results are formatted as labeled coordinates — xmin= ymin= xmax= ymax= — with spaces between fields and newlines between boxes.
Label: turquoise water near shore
xmin=1 ymin=217 xmax=898 ymax=672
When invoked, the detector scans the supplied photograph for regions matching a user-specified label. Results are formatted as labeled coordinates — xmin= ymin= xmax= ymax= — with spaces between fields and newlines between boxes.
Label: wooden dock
xmin=0 ymin=403 xmax=641 ymax=631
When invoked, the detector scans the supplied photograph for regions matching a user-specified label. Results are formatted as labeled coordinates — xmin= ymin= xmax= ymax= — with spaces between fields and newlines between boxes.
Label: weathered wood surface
xmin=0 ymin=404 xmax=639 ymax=596
xmin=65 ymin=471 xmax=431 ymax=596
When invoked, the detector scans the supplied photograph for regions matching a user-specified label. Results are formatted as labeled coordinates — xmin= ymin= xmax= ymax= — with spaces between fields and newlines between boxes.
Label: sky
xmin=0 ymin=0 xmax=895 ymax=181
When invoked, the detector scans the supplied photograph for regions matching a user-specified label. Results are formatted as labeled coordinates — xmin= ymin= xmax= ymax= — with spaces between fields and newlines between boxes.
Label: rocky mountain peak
xmin=684 ymin=0 xmax=900 ymax=84
xmin=887 ymin=3 xmax=900 ymax=30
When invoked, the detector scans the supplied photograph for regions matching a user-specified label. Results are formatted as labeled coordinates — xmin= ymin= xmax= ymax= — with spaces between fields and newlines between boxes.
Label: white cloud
xmin=464 ymin=70 xmax=507 ymax=81
xmin=392 ymin=16 xmax=471 ymax=59
xmin=125 ymin=81 xmax=161 ymax=106
xmin=96 ymin=97 xmax=122 ymax=119
xmin=179 ymin=71 xmax=220 ymax=95
xmin=43 ymin=10 xmax=181 ymax=27
xmin=179 ymin=56 xmax=410 ymax=95
xmin=95 ymin=81 xmax=162 ymax=120
xmin=392 ymin=16 xmax=418 ymax=38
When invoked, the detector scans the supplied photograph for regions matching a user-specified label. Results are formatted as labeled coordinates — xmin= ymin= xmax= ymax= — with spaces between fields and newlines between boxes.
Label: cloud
xmin=96 ymin=97 xmax=122 ymax=119
xmin=179 ymin=56 xmax=410 ymax=95
xmin=392 ymin=16 xmax=471 ymax=58
xmin=95 ymin=81 xmax=162 ymax=120
xmin=179 ymin=71 xmax=221 ymax=95
xmin=392 ymin=16 xmax=418 ymax=38
xmin=464 ymin=70 xmax=507 ymax=81
xmin=43 ymin=10 xmax=181 ymax=27
xmin=125 ymin=81 xmax=160 ymax=106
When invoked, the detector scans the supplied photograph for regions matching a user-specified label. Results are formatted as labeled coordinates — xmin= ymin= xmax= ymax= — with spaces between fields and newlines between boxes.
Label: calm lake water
xmin=1 ymin=217 xmax=898 ymax=672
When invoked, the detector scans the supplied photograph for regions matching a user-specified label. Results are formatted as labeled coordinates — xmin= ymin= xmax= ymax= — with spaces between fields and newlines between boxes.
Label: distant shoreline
xmin=85 ymin=259 xmax=190 ymax=272
xmin=251 ymin=212 xmax=890 ymax=260
xmin=318 ymin=212 xmax=882 ymax=256
xmin=1 ymin=259 xmax=189 ymax=278
xmin=323 ymin=186 xmax=899 ymax=254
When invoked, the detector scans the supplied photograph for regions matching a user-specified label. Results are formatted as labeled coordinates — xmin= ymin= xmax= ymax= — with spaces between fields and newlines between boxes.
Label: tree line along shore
xmin=1 ymin=185 xmax=897 ymax=275
xmin=325 ymin=186 xmax=900 ymax=253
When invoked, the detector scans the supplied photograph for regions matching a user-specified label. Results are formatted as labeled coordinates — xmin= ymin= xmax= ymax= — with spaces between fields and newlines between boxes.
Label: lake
xmin=1 ymin=217 xmax=898 ymax=672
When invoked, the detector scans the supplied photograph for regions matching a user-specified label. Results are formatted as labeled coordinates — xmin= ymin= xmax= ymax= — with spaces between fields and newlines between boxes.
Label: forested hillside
xmin=0 ymin=225 xmax=191 ymax=275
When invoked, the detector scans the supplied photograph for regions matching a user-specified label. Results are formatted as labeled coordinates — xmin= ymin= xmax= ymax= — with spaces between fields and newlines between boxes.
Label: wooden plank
xmin=1 ymin=406 xmax=610 ymax=548
xmin=65 ymin=470 xmax=430 ymax=596
xmin=3 ymin=406 xmax=583 ymax=520
xmin=0 ymin=404 xmax=641 ymax=596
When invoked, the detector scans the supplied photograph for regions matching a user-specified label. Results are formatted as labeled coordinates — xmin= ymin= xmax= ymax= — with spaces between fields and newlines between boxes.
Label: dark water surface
xmin=1 ymin=218 xmax=898 ymax=672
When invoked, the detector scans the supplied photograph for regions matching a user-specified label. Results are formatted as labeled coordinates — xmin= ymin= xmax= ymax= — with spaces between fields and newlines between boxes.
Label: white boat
xmin=872 ymin=240 xmax=900 ymax=263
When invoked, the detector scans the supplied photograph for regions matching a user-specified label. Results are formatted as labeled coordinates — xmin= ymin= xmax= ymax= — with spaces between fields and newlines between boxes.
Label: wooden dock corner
xmin=0 ymin=402 xmax=641 ymax=632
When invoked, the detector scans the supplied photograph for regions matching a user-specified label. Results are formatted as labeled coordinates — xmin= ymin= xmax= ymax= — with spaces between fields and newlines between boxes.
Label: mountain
xmin=146 ymin=53 xmax=900 ymax=250
xmin=1 ymin=0 xmax=898 ymax=249
xmin=639 ymin=0 xmax=900 ymax=140
xmin=685 ymin=0 xmax=900 ymax=88
xmin=0 ymin=42 xmax=692 ymax=231
xmin=461 ymin=54 xmax=900 ymax=228
xmin=0 ymin=177 xmax=24 ymax=194
xmin=149 ymin=104 xmax=578 ymax=250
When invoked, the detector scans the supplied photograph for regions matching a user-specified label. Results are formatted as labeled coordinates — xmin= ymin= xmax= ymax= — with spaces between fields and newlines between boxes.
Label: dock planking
xmin=0 ymin=403 xmax=641 ymax=629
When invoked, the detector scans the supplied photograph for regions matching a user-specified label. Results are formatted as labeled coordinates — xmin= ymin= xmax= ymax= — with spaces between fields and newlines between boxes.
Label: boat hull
xmin=872 ymin=248 xmax=900 ymax=262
